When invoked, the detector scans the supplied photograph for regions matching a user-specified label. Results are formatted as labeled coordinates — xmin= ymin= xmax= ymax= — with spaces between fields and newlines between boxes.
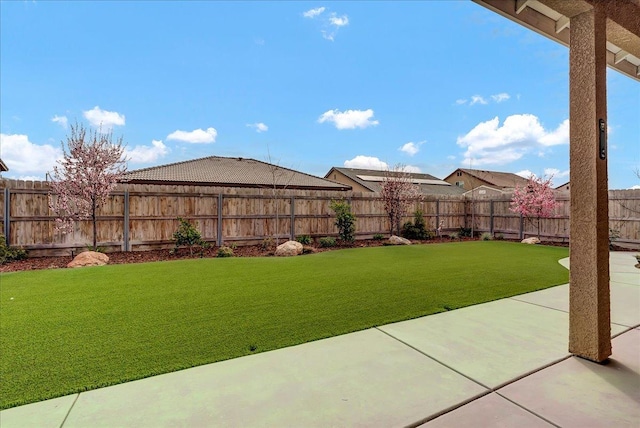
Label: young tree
xmin=380 ymin=165 xmax=421 ymax=236
xmin=48 ymin=123 xmax=127 ymax=250
xmin=264 ymin=147 xmax=296 ymax=246
xmin=510 ymin=175 xmax=558 ymax=239
xmin=329 ymin=199 xmax=356 ymax=242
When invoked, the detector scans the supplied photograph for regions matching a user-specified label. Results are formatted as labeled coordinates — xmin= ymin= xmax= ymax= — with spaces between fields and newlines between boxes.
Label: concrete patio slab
xmin=611 ymin=272 xmax=640 ymax=286
xmin=500 ymin=329 xmax=640 ymax=428
xmin=512 ymin=283 xmax=640 ymax=328
xmin=559 ymin=252 xmax=640 ymax=276
xmin=379 ymin=298 xmax=627 ymax=389
xmin=0 ymin=394 xmax=77 ymax=428
xmin=61 ymin=328 xmax=487 ymax=428
xmin=423 ymin=392 xmax=553 ymax=427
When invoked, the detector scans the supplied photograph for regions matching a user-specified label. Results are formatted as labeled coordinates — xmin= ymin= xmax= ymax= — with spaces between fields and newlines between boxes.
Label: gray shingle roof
xmin=326 ymin=167 xmax=465 ymax=196
xmin=123 ymin=156 xmax=350 ymax=190
xmin=447 ymin=168 xmax=530 ymax=189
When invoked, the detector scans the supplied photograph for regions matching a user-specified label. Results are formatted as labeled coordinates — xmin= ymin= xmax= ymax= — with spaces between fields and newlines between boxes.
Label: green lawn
xmin=0 ymin=241 xmax=568 ymax=409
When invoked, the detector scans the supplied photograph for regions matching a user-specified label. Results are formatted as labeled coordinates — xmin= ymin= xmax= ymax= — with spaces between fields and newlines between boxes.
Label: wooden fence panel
xmin=2 ymin=178 xmax=639 ymax=256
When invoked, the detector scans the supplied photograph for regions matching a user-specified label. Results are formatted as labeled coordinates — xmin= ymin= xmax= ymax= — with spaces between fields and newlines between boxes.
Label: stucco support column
xmin=568 ymin=4 xmax=611 ymax=363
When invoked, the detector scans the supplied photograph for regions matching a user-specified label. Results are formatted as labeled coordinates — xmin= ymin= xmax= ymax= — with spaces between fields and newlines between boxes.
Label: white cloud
xmin=543 ymin=168 xmax=569 ymax=179
xmin=83 ymin=106 xmax=125 ymax=130
xmin=329 ymin=13 xmax=349 ymax=27
xmin=166 ymin=127 xmax=217 ymax=144
xmin=304 ymin=7 xmax=348 ymax=41
xmin=631 ymin=185 xmax=640 ymax=190
xmin=247 ymin=122 xmax=268 ymax=133
xmin=470 ymin=95 xmax=488 ymax=106
xmin=456 ymin=114 xmax=569 ymax=166
xmin=303 ymin=7 xmax=325 ymax=18
xmin=0 ymin=134 xmax=62 ymax=178
xmin=491 ymin=93 xmax=510 ymax=103
xmin=51 ymin=115 xmax=68 ymax=129
xmin=456 ymin=92 xmax=510 ymax=106
xmin=399 ymin=141 xmax=424 ymax=156
xmin=447 ymin=155 xmax=456 ymax=160
xmin=125 ymin=140 xmax=169 ymax=164
xmin=344 ymin=155 xmax=388 ymax=170
xmin=318 ymin=109 xmax=379 ymax=130
xmin=515 ymin=170 xmax=535 ymax=179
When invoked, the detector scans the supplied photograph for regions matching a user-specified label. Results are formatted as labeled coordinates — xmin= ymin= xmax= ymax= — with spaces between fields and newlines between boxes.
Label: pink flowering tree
xmin=380 ymin=165 xmax=421 ymax=236
xmin=510 ymin=175 xmax=558 ymax=239
xmin=48 ymin=124 xmax=127 ymax=250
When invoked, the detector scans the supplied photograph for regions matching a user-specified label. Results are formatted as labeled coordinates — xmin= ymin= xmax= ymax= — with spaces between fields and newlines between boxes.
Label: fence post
xmin=436 ymin=199 xmax=440 ymax=232
xmin=490 ymin=200 xmax=494 ymax=234
xmin=217 ymin=194 xmax=223 ymax=246
xmin=290 ymin=196 xmax=295 ymax=240
xmin=123 ymin=190 xmax=130 ymax=251
xmin=3 ymin=188 xmax=9 ymax=245
xmin=519 ymin=213 xmax=524 ymax=240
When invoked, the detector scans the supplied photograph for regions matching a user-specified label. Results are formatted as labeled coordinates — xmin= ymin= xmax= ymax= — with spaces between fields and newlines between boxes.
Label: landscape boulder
xmin=275 ymin=240 xmax=304 ymax=256
xmin=521 ymin=237 xmax=541 ymax=245
xmin=67 ymin=251 xmax=109 ymax=268
xmin=388 ymin=235 xmax=412 ymax=245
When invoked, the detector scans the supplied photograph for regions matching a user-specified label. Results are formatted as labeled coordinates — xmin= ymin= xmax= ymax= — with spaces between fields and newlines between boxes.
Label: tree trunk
xmin=92 ymin=198 xmax=97 ymax=250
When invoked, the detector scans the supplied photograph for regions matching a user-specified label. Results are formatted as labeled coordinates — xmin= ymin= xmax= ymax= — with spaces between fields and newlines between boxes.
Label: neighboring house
xmin=462 ymin=185 xmax=506 ymax=198
xmin=324 ymin=167 xmax=465 ymax=196
xmin=555 ymin=181 xmax=570 ymax=192
xmin=443 ymin=168 xmax=530 ymax=192
xmin=0 ymin=158 xmax=8 ymax=173
xmin=123 ymin=156 xmax=351 ymax=191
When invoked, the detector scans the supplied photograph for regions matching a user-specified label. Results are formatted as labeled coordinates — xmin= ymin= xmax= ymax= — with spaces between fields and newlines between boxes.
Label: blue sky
xmin=1 ymin=1 xmax=639 ymax=189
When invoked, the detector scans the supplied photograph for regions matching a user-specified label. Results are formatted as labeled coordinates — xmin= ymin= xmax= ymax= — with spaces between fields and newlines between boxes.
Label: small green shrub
xmin=458 ymin=227 xmax=472 ymax=238
xmin=172 ymin=217 xmax=207 ymax=256
xmin=449 ymin=232 xmax=460 ymax=240
xmin=494 ymin=233 xmax=505 ymax=240
xmin=481 ymin=232 xmax=493 ymax=241
xmin=329 ymin=200 xmax=356 ymax=242
xmin=0 ymin=235 xmax=28 ymax=264
xmin=319 ymin=237 xmax=336 ymax=248
xmin=296 ymin=235 xmax=312 ymax=245
xmin=401 ymin=210 xmax=433 ymax=240
xmin=372 ymin=233 xmax=385 ymax=241
xmin=217 ymin=246 xmax=234 ymax=258
xmin=261 ymin=237 xmax=274 ymax=251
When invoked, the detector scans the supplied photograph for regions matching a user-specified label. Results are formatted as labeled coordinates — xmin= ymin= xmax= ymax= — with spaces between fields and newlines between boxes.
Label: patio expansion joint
xmin=374 ymin=327 xmax=492 ymax=390
xmin=375 ymin=327 xmax=568 ymax=428
xmin=612 ymin=323 xmax=640 ymax=338
xmin=508 ymin=297 xmax=569 ymax=314
xmin=58 ymin=393 xmax=80 ymax=428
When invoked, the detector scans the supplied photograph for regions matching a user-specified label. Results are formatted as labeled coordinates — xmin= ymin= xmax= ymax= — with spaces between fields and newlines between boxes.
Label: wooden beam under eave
xmin=556 ymin=15 xmax=570 ymax=33
xmin=607 ymin=20 xmax=640 ymax=60
xmin=516 ymin=0 xmax=534 ymax=14
xmin=614 ymin=50 xmax=630 ymax=64
xmin=537 ymin=0 xmax=592 ymax=17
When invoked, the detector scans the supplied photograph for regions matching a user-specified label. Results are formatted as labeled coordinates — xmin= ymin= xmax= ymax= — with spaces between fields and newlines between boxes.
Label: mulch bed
xmin=17 ymin=238 xmax=640 ymax=274
xmin=1 ymin=237 xmax=480 ymax=273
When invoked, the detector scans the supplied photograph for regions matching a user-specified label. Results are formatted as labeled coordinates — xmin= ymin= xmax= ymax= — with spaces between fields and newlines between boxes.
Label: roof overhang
xmin=472 ymin=0 xmax=640 ymax=82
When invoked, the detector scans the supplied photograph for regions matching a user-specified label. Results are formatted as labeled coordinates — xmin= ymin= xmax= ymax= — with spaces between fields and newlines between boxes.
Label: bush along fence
xmin=1 ymin=179 xmax=639 ymax=256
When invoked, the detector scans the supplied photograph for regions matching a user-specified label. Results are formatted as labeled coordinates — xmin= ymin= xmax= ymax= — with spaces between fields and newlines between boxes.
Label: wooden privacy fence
xmin=1 ymin=179 xmax=639 ymax=256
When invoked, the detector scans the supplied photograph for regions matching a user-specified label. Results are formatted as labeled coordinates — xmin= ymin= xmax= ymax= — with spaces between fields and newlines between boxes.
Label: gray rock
xmin=275 ymin=240 xmax=304 ymax=256
xmin=521 ymin=237 xmax=541 ymax=245
xmin=388 ymin=235 xmax=412 ymax=245
xmin=67 ymin=251 xmax=109 ymax=268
